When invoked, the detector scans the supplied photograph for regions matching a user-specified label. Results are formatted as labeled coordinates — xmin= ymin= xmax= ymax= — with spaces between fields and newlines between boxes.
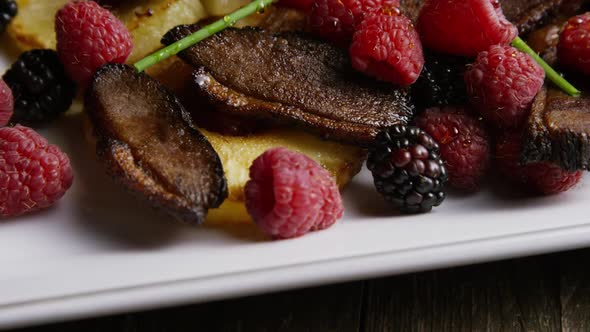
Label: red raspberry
xmin=494 ymin=131 xmax=527 ymax=184
xmin=0 ymin=125 xmax=74 ymax=218
xmin=309 ymin=0 xmax=357 ymax=45
xmin=415 ymin=107 xmax=491 ymax=192
xmin=464 ymin=45 xmax=545 ymax=129
xmin=55 ymin=0 xmax=132 ymax=87
xmin=495 ymin=132 xmax=582 ymax=195
xmin=526 ymin=162 xmax=583 ymax=195
xmin=278 ymin=0 xmax=314 ymax=12
xmin=0 ymin=79 xmax=13 ymax=127
xmin=558 ymin=13 xmax=590 ymax=75
xmin=348 ymin=0 xmax=401 ymax=21
xmin=349 ymin=10 xmax=424 ymax=86
xmin=417 ymin=0 xmax=517 ymax=56
xmin=245 ymin=147 xmax=343 ymax=239
xmin=308 ymin=0 xmax=399 ymax=45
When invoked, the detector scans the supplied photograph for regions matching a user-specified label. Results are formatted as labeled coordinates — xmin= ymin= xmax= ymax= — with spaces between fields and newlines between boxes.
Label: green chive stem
xmin=512 ymin=36 xmax=581 ymax=97
xmin=133 ymin=0 xmax=278 ymax=72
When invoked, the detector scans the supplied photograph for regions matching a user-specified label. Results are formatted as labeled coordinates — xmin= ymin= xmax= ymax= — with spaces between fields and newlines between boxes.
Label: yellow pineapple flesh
xmin=204 ymin=129 xmax=365 ymax=224
xmin=6 ymin=0 xmax=67 ymax=50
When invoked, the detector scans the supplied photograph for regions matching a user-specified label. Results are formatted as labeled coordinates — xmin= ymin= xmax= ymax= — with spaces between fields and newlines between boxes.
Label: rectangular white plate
xmin=2 ymin=48 xmax=590 ymax=330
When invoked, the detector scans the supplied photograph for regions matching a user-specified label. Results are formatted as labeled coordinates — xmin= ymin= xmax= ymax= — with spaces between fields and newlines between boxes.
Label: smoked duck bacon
xmin=523 ymin=87 xmax=590 ymax=172
xmin=162 ymin=25 xmax=415 ymax=146
xmin=86 ymin=64 xmax=228 ymax=224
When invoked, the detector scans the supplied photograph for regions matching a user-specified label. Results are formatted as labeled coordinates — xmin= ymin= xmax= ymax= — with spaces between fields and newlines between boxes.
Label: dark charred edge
xmin=522 ymin=87 xmax=590 ymax=172
xmin=550 ymin=130 xmax=590 ymax=172
xmin=509 ymin=0 xmax=564 ymax=34
xmin=163 ymin=25 xmax=199 ymax=46
xmin=86 ymin=64 xmax=228 ymax=224
xmin=190 ymin=68 xmax=412 ymax=146
xmin=522 ymin=88 xmax=553 ymax=164
xmin=96 ymin=139 xmax=212 ymax=224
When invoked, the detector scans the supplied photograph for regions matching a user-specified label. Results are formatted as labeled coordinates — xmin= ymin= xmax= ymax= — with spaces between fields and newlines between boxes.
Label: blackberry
xmin=0 ymin=0 xmax=16 ymax=33
xmin=367 ymin=125 xmax=448 ymax=213
xmin=412 ymin=51 xmax=470 ymax=111
xmin=3 ymin=49 xmax=77 ymax=124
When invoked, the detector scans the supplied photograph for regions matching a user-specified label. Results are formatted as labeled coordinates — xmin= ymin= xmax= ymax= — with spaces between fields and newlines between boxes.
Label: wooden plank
xmin=560 ymin=249 xmax=590 ymax=332
xmin=13 ymin=281 xmax=364 ymax=332
xmin=361 ymin=256 xmax=561 ymax=332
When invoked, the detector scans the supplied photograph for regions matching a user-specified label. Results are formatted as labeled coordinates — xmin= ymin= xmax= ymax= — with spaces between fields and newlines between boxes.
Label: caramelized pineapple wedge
xmin=6 ymin=0 xmax=66 ymax=50
xmin=204 ymin=129 xmax=365 ymax=225
xmin=116 ymin=0 xmax=208 ymax=63
xmin=7 ymin=0 xmax=207 ymax=63
xmin=200 ymin=0 xmax=250 ymax=16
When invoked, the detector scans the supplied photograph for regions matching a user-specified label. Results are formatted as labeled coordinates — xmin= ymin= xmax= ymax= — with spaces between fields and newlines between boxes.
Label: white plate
xmin=2 ymin=48 xmax=590 ymax=330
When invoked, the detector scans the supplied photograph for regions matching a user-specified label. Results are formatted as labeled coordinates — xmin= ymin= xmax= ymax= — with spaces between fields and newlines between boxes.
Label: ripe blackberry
xmin=367 ymin=125 xmax=448 ymax=213
xmin=412 ymin=51 xmax=470 ymax=111
xmin=2 ymin=49 xmax=77 ymax=124
xmin=0 ymin=0 xmax=17 ymax=34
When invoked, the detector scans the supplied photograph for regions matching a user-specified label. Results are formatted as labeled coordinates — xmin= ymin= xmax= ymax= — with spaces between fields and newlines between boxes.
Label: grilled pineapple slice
xmin=204 ymin=129 xmax=364 ymax=225
xmin=7 ymin=0 xmax=207 ymax=63
xmin=116 ymin=0 xmax=207 ymax=63
xmin=6 ymin=0 xmax=66 ymax=50
xmin=200 ymin=0 xmax=250 ymax=16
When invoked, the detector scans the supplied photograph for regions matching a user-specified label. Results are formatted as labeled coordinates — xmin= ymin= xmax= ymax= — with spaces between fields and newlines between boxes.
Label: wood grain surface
xmin=11 ymin=249 xmax=590 ymax=332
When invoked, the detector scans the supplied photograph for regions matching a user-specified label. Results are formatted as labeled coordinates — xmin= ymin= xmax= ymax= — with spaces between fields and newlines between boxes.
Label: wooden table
xmin=11 ymin=248 xmax=590 ymax=331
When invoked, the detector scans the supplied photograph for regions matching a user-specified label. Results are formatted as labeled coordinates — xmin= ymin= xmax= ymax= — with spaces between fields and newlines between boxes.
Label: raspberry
xmin=245 ymin=148 xmax=343 ymax=239
xmin=495 ymin=131 xmax=528 ymax=184
xmin=55 ymin=0 xmax=132 ymax=87
xmin=367 ymin=125 xmax=447 ymax=213
xmin=0 ymin=125 xmax=74 ymax=218
xmin=558 ymin=13 xmax=590 ymax=75
xmin=0 ymin=0 xmax=17 ymax=34
xmin=308 ymin=0 xmax=399 ymax=45
xmin=526 ymin=163 xmax=583 ymax=195
xmin=415 ymin=107 xmax=491 ymax=191
xmin=308 ymin=0 xmax=357 ymax=45
xmin=0 ymin=79 xmax=13 ymax=126
xmin=349 ymin=10 xmax=424 ymax=86
xmin=348 ymin=0 xmax=401 ymax=21
xmin=417 ymin=0 xmax=517 ymax=56
xmin=2 ymin=49 xmax=77 ymax=124
xmin=495 ymin=132 xmax=582 ymax=195
xmin=464 ymin=45 xmax=545 ymax=129
xmin=278 ymin=0 xmax=314 ymax=12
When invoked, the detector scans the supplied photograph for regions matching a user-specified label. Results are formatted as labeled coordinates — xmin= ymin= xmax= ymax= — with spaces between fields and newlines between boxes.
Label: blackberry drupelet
xmin=3 ymin=49 xmax=77 ymax=124
xmin=412 ymin=51 xmax=469 ymax=111
xmin=0 ymin=0 xmax=17 ymax=33
xmin=367 ymin=125 xmax=448 ymax=213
